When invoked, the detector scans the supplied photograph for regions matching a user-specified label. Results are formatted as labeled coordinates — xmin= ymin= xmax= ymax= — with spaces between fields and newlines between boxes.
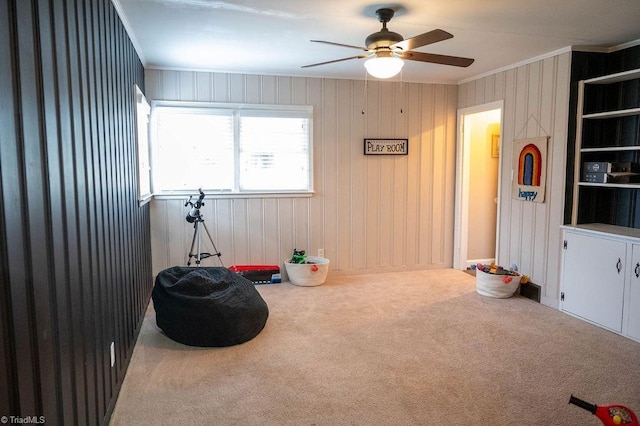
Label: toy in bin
xmin=569 ymin=394 xmax=638 ymax=425
xmin=290 ymin=249 xmax=307 ymax=264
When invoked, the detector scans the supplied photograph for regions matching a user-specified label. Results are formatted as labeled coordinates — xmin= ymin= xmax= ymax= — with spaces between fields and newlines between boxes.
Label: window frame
xmin=150 ymin=100 xmax=314 ymax=198
xmin=134 ymin=85 xmax=152 ymax=206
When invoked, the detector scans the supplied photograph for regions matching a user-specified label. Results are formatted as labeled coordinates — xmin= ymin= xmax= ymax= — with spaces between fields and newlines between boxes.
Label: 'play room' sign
xmin=364 ymin=139 xmax=408 ymax=155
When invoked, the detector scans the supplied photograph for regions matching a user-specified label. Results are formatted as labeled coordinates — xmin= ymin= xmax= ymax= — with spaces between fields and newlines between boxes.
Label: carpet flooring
xmin=110 ymin=269 xmax=640 ymax=425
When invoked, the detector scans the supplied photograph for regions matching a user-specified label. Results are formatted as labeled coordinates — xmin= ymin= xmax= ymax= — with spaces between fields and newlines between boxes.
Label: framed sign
xmin=364 ymin=138 xmax=408 ymax=155
xmin=491 ymin=134 xmax=500 ymax=158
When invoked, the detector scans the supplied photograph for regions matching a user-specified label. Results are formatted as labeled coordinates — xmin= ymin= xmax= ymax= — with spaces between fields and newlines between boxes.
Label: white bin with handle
xmin=475 ymin=269 xmax=520 ymax=298
xmin=284 ymin=256 xmax=330 ymax=287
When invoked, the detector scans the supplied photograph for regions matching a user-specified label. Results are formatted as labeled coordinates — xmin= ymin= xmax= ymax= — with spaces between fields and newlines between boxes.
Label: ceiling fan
xmin=302 ymin=8 xmax=474 ymax=79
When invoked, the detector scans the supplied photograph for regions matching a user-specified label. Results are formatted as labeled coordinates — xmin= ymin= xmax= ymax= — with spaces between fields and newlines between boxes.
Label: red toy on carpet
xmin=569 ymin=395 xmax=638 ymax=425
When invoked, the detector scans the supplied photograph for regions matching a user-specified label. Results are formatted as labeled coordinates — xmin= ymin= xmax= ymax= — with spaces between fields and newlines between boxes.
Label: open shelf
xmin=583 ymin=107 xmax=640 ymax=119
xmin=578 ymin=182 xmax=640 ymax=189
xmin=571 ymin=68 xmax=640 ymax=228
xmin=581 ymin=146 xmax=640 ymax=153
xmin=585 ymin=68 xmax=640 ymax=84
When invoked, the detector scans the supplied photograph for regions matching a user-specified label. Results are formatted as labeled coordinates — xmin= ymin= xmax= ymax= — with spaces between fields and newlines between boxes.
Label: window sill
xmin=152 ymin=190 xmax=315 ymax=200
xmin=138 ymin=193 xmax=153 ymax=207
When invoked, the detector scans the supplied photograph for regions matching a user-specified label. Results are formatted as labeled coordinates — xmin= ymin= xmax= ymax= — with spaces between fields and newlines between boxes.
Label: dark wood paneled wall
xmin=0 ymin=0 xmax=151 ymax=424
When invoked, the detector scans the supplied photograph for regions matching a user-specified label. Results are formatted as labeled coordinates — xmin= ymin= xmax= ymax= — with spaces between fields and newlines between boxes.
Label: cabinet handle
xmin=616 ymin=258 xmax=622 ymax=274
xmin=635 ymin=263 xmax=640 ymax=278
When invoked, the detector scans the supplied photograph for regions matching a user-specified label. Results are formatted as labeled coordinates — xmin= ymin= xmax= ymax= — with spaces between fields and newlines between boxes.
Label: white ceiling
xmin=114 ymin=0 xmax=640 ymax=84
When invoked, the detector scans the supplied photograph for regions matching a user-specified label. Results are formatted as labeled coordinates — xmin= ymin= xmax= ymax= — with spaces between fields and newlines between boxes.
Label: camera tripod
xmin=185 ymin=190 xmax=223 ymax=267
xmin=187 ymin=216 xmax=223 ymax=266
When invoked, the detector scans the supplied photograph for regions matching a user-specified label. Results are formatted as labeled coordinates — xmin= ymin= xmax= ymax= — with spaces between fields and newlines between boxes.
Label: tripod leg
xmin=196 ymin=220 xmax=202 ymax=265
xmin=201 ymin=221 xmax=223 ymax=267
xmin=187 ymin=221 xmax=200 ymax=266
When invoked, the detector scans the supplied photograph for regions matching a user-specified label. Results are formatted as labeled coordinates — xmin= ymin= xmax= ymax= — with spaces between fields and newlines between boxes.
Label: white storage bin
xmin=476 ymin=269 xmax=520 ymax=298
xmin=284 ymin=256 xmax=329 ymax=287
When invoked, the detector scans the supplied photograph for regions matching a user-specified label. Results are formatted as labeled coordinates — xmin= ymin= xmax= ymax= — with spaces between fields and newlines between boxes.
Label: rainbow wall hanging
xmin=512 ymin=136 xmax=548 ymax=203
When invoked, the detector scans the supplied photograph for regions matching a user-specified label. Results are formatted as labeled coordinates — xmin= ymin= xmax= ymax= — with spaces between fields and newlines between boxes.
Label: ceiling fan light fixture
xmin=364 ymin=56 xmax=404 ymax=79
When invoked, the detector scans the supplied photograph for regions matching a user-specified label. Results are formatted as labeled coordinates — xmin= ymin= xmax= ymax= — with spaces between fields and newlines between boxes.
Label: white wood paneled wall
xmin=458 ymin=52 xmax=572 ymax=307
xmin=146 ymin=70 xmax=458 ymax=277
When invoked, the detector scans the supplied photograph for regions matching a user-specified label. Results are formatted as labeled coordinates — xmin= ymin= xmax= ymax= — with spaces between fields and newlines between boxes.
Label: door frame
xmin=454 ymin=100 xmax=504 ymax=270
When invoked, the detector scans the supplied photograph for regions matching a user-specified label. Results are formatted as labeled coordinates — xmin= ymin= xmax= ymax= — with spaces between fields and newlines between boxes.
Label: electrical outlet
xmin=110 ymin=342 xmax=115 ymax=367
xmin=318 ymin=248 xmax=324 ymax=258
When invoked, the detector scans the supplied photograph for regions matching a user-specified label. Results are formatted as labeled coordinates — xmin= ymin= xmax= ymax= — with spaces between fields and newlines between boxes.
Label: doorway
xmin=454 ymin=101 xmax=503 ymax=270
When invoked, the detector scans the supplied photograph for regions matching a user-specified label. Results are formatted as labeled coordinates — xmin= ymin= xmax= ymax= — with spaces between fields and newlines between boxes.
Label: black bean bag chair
xmin=152 ymin=266 xmax=269 ymax=347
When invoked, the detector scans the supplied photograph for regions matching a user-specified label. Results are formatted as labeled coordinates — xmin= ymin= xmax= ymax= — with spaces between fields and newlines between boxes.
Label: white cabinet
xmin=628 ymin=245 xmax=640 ymax=340
xmin=560 ymin=224 xmax=640 ymax=342
xmin=562 ymin=66 xmax=640 ymax=342
xmin=561 ymin=231 xmax=625 ymax=331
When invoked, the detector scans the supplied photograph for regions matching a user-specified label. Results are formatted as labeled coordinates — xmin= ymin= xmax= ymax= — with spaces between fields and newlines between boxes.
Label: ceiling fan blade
xmin=399 ymin=51 xmax=474 ymax=67
xmin=301 ymin=54 xmax=369 ymax=68
xmin=310 ymin=40 xmax=368 ymax=51
xmin=392 ymin=29 xmax=453 ymax=51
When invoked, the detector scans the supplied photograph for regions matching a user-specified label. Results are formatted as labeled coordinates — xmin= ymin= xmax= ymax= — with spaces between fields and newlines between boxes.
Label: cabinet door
xmin=562 ymin=232 xmax=625 ymax=332
xmin=628 ymin=245 xmax=640 ymax=340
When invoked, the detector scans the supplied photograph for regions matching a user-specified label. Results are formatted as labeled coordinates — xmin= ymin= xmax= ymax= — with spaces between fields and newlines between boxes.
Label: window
xmin=150 ymin=101 xmax=313 ymax=195
xmin=134 ymin=85 xmax=152 ymax=205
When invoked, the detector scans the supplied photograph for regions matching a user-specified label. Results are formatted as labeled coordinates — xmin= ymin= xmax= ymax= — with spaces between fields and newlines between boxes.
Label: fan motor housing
xmin=365 ymin=29 xmax=404 ymax=50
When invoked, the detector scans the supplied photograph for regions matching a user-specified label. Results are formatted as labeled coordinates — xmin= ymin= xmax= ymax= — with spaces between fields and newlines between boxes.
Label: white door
xmin=561 ymin=232 xmax=625 ymax=332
